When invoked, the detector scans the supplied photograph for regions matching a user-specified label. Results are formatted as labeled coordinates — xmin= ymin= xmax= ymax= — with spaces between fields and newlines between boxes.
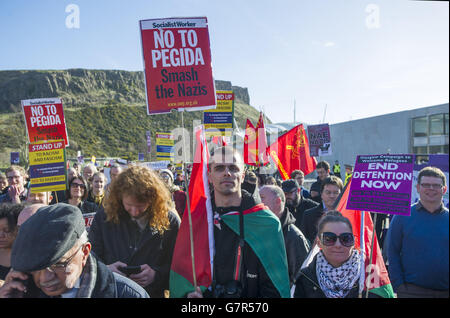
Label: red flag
xmin=169 ymin=126 xmax=214 ymax=298
xmin=244 ymin=113 xmax=269 ymax=166
xmin=268 ymin=124 xmax=317 ymax=180
xmin=255 ymin=112 xmax=269 ymax=166
xmin=211 ymin=135 xmax=229 ymax=147
xmin=335 ymin=179 xmax=395 ymax=298
xmin=244 ymin=119 xmax=258 ymax=166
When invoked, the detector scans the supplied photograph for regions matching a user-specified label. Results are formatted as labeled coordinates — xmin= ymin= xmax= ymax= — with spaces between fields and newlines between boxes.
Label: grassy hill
xmin=0 ymin=69 xmax=268 ymax=168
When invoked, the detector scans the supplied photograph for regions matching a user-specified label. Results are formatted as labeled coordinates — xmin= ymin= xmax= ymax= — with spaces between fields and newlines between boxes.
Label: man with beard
xmin=281 ymin=179 xmax=318 ymax=231
xmin=187 ymin=146 xmax=290 ymax=298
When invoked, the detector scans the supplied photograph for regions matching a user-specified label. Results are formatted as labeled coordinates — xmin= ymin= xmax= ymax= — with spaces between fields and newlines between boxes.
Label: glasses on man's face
xmin=71 ymin=183 xmax=86 ymax=190
xmin=43 ymin=245 xmax=84 ymax=274
xmin=321 ymin=232 xmax=355 ymax=247
xmin=420 ymin=183 xmax=443 ymax=190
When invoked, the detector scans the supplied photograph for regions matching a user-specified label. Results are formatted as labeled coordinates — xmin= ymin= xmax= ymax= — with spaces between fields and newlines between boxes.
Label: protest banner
xmin=22 ymin=98 xmax=69 ymax=147
xmin=307 ymin=123 xmax=332 ymax=156
xmin=138 ymin=153 xmax=145 ymax=161
xmin=156 ymin=132 xmax=174 ymax=161
xmin=84 ymin=212 xmax=96 ymax=232
xmin=10 ymin=152 xmax=20 ymax=165
xmin=28 ymin=140 xmax=66 ymax=194
xmin=347 ymin=154 xmax=414 ymax=216
xmin=140 ymin=17 xmax=216 ymax=114
xmin=138 ymin=160 xmax=171 ymax=171
xmin=204 ymin=91 xmax=234 ymax=137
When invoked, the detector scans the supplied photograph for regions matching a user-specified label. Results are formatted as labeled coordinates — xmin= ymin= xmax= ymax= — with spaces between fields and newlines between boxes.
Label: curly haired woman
xmin=89 ymin=165 xmax=180 ymax=298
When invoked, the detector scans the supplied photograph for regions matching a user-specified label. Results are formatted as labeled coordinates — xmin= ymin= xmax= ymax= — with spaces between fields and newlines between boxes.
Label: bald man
xmin=17 ymin=204 xmax=46 ymax=227
xmin=260 ymin=185 xmax=310 ymax=287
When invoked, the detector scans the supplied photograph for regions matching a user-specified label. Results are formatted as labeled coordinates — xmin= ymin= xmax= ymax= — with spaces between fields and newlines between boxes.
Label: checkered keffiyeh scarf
xmin=316 ymin=249 xmax=361 ymax=298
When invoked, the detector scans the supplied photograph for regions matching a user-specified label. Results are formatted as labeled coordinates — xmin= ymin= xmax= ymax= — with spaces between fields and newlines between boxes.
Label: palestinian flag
xmin=220 ymin=203 xmax=291 ymax=298
xmin=335 ymin=179 xmax=395 ymax=298
xmin=169 ymin=126 xmax=214 ymax=298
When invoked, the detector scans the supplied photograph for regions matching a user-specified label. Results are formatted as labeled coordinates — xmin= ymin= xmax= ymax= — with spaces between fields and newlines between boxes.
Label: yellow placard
xmin=30 ymin=184 xmax=66 ymax=194
xmin=29 ymin=148 xmax=65 ymax=165
xmin=157 ymin=152 xmax=175 ymax=157
xmin=30 ymin=175 xmax=66 ymax=185
xmin=156 ymin=139 xmax=175 ymax=146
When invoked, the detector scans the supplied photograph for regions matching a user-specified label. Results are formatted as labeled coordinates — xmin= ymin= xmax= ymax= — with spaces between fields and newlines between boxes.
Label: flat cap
xmin=11 ymin=203 xmax=86 ymax=272
xmin=281 ymin=179 xmax=300 ymax=193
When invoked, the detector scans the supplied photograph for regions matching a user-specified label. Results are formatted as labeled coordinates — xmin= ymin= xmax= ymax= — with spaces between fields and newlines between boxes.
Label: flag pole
xmin=365 ymin=212 xmax=378 ymax=298
xmin=181 ymin=110 xmax=197 ymax=290
xmin=358 ymin=210 xmax=366 ymax=298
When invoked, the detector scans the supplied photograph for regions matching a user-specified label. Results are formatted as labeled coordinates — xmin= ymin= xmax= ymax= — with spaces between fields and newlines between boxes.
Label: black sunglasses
xmin=321 ymin=232 xmax=355 ymax=247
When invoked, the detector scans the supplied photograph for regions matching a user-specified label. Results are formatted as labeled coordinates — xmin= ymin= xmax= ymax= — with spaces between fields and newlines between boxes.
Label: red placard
xmin=140 ymin=17 xmax=216 ymax=114
xmin=22 ymin=98 xmax=69 ymax=147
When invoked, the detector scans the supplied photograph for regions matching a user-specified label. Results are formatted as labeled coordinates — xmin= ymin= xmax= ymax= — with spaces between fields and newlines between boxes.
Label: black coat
xmin=209 ymin=190 xmax=282 ymax=298
xmin=88 ymin=207 xmax=180 ymax=298
xmin=309 ymin=178 xmax=323 ymax=204
xmin=292 ymin=196 xmax=319 ymax=231
xmin=301 ymin=204 xmax=325 ymax=245
xmin=294 ymin=254 xmax=380 ymax=298
xmin=279 ymin=208 xmax=310 ymax=286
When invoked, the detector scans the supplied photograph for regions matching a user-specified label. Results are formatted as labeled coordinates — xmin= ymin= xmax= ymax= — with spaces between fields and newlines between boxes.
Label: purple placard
xmin=346 ymin=154 xmax=414 ymax=216
xmin=10 ymin=152 xmax=20 ymax=164
xmin=307 ymin=124 xmax=331 ymax=156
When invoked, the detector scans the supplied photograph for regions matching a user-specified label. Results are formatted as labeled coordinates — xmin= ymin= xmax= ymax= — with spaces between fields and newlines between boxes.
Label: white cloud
xmin=324 ymin=41 xmax=335 ymax=47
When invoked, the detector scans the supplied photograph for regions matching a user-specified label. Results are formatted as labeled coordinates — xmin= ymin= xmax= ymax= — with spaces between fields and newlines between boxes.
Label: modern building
xmin=326 ymin=103 xmax=449 ymax=171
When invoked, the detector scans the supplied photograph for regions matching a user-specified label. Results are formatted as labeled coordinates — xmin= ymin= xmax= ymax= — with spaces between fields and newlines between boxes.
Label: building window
xmin=445 ymin=113 xmax=449 ymax=135
xmin=413 ymin=146 xmax=428 ymax=154
xmin=411 ymin=112 xmax=449 ymax=156
xmin=430 ymin=114 xmax=445 ymax=136
xmin=413 ymin=116 xmax=427 ymax=137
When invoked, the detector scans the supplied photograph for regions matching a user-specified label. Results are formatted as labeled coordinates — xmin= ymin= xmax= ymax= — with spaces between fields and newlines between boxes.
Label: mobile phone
xmin=9 ymin=277 xmax=31 ymax=298
xmin=119 ymin=265 xmax=142 ymax=276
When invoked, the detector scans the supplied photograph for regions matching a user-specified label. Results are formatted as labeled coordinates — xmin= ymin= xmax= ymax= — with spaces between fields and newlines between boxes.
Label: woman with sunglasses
xmin=63 ymin=176 xmax=97 ymax=214
xmin=294 ymin=211 xmax=379 ymax=298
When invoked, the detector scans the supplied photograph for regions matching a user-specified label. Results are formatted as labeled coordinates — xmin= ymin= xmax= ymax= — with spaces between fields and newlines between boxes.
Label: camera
xmin=212 ymin=280 xmax=243 ymax=298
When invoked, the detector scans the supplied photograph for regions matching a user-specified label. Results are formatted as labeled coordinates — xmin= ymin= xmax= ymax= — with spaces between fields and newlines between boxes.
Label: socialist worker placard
xmin=22 ymin=98 xmax=70 ymax=147
xmin=140 ymin=17 xmax=216 ymax=114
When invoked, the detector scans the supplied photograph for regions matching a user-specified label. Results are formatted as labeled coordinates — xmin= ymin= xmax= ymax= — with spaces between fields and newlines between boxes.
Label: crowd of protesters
xmin=0 ymin=151 xmax=447 ymax=299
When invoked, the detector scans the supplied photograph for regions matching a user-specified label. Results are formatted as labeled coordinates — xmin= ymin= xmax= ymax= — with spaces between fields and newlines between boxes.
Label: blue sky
xmin=0 ymin=0 xmax=448 ymax=125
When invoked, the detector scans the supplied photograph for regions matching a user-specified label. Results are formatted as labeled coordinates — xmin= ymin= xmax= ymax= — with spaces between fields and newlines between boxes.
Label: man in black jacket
xmin=0 ymin=203 xmax=148 ymax=298
xmin=301 ymin=176 xmax=343 ymax=244
xmin=260 ymin=185 xmax=310 ymax=287
xmin=187 ymin=146 xmax=289 ymax=298
xmin=309 ymin=161 xmax=331 ymax=204
xmin=281 ymin=179 xmax=318 ymax=231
